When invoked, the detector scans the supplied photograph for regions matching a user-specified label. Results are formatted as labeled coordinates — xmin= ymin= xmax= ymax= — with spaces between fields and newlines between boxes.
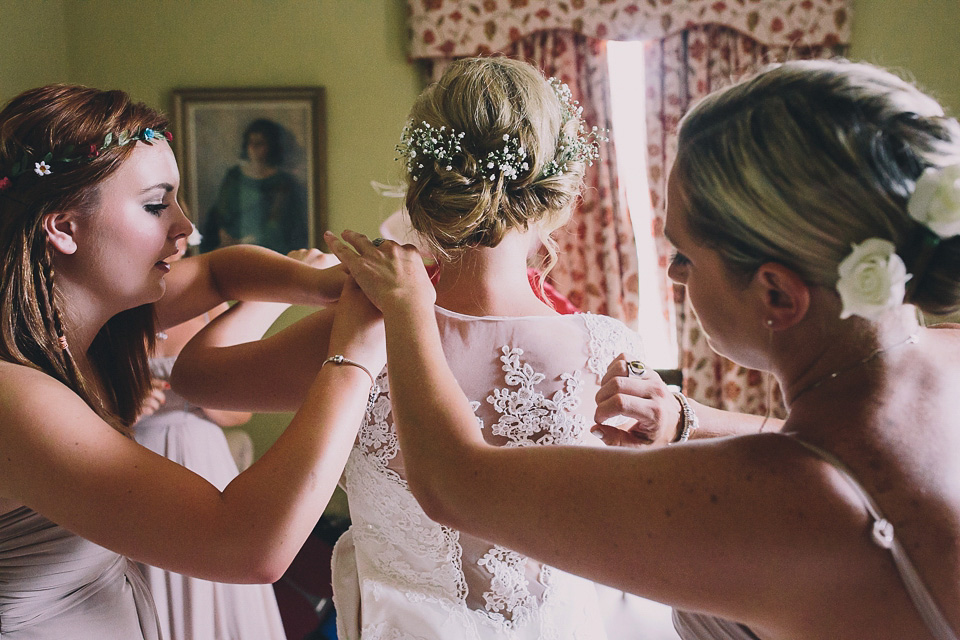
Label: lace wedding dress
xmin=333 ymin=307 xmax=642 ymax=640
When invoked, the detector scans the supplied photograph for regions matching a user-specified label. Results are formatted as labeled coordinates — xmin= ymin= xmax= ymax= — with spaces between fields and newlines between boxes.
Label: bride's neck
xmin=434 ymin=230 xmax=553 ymax=317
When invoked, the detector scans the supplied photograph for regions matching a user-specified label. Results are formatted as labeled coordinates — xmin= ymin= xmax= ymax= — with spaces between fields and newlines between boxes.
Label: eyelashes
xmin=145 ymin=203 xmax=170 ymax=216
xmin=669 ymin=251 xmax=690 ymax=267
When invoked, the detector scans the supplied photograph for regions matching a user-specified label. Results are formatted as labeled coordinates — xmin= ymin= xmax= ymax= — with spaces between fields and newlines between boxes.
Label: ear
xmin=42 ymin=211 xmax=79 ymax=255
xmin=752 ymin=262 xmax=810 ymax=330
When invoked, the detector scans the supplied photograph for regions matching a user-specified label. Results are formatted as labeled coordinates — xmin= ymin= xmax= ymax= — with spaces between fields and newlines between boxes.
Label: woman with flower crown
xmin=325 ymin=59 xmax=960 ymax=639
xmin=0 ymin=84 xmax=384 ymax=639
xmin=174 ymin=56 xmax=657 ymax=639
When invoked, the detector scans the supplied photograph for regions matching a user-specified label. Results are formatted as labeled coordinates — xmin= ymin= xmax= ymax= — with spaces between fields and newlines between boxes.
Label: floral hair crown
xmin=395 ymin=77 xmax=605 ymax=184
xmin=0 ymin=128 xmax=173 ymax=192
xmin=836 ymin=163 xmax=960 ymax=321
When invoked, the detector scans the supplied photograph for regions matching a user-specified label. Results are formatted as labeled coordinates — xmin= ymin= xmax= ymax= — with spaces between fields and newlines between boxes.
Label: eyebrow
xmin=140 ymin=183 xmax=174 ymax=194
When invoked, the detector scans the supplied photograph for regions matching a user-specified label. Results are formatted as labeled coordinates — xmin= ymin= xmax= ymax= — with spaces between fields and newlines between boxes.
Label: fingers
xmin=287 ymin=247 xmax=339 ymax=269
xmin=590 ymin=423 xmax=654 ymax=448
xmin=137 ymin=379 xmax=169 ymax=420
xmin=340 ymin=229 xmax=382 ymax=255
xmin=600 ymin=353 xmax=630 ymax=386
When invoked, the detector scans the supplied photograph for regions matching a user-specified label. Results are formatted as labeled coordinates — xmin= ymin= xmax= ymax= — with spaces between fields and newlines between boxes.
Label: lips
xmin=155 ymin=260 xmax=171 ymax=273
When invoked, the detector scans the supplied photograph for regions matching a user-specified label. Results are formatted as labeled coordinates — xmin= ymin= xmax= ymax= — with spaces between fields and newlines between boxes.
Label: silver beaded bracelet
xmin=321 ymin=354 xmax=380 ymax=412
xmin=669 ymin=391 xmax=698 ymax=444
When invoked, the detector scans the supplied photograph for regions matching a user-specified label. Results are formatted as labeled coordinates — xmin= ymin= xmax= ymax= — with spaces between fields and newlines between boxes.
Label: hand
xmin=287 ymin=247 xmax=340 ymax=270
xmin=323 ymin=229 xmax=436 ymax=315
xmin=327 ymin=276 xmax=386 ymax=378
xmin=592 ymin=354 xmax=681 ymax=448
xmin=136 ymin=378 xmax=169 ymax=421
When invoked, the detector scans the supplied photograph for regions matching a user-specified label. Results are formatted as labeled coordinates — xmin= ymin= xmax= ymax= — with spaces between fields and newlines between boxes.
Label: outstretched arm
xmin=0 ymin=277 xmax=384 ymax=585
xmin=173 ymin=303 xmax=334 ymax=413
xmin=157 ymin=244 xmax=345 ymax=329
xmin=324 ymin=230 xmax=858 ymax=633
xmin=171 ymin=247 xmax=341 ymax=413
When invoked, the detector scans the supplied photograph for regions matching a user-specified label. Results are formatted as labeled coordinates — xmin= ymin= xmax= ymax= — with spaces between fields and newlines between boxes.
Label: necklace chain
xmin=788 ymin=332 xmax=920 ymax=405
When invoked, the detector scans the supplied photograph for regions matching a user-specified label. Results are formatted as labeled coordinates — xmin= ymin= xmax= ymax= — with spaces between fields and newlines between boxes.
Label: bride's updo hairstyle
xmin=400 ymin=57 xmax=592 ymax=270
xmin=674 ymin=59 xmax=960 ymax=316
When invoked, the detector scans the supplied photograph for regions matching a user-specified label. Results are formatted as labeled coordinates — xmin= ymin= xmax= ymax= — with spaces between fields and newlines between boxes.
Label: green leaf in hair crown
xmin=0 ymin=128 xmax=173 ymax=192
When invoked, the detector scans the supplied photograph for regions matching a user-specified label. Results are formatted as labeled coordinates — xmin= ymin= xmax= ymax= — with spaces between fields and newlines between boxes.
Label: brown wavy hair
xmin=0 ymin=84 xmax=170 ymax=431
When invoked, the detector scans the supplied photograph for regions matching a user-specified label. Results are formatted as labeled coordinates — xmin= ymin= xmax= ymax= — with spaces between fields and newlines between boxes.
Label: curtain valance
xmin=408 ymin=0 xmax=851 ymax=59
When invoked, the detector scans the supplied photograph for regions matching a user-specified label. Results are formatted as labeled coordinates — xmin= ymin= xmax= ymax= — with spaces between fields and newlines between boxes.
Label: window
xmin=607 ymin=40 xmax=678 ymax=371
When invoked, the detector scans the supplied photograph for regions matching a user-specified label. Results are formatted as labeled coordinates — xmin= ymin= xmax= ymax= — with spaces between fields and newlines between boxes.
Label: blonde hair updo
xmin=402 ymin=57 xmax=588 ymax=270
xmin=675 ymin=59 xmax=960 ymax=316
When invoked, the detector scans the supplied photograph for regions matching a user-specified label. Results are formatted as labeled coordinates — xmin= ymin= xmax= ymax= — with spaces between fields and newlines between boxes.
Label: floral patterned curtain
xmin=508 ymin=32 xmax=638 ymax=322
xmin=408 ymin=0 xmax=851 ymax=58
xmin=643 ymin=26 xmax=848 ymax=415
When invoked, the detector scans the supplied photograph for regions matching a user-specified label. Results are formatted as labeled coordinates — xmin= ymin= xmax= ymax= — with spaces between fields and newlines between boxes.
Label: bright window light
xmin=607 ymin=40 xmax=678 ymax=369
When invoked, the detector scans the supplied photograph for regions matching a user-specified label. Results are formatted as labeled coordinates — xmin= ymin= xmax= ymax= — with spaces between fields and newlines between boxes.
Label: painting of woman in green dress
xmin=200 ymin=118 xmax=308 ymax=254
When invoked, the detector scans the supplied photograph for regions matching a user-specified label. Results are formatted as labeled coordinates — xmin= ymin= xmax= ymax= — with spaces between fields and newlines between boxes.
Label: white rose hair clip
xmin=907 ymin=164 xmax=960 ymax=237
xmin=836 ymin=162 xmax=960 ymax=321
xmin=836 ymin=239 xmax=911 ymax=321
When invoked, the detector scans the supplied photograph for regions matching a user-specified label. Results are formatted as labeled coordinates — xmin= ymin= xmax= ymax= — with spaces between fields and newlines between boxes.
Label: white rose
xmin=907 ymin=164 xmax=960 ymax=238
xmin=836 ymin=238 xmax=910 ymax=321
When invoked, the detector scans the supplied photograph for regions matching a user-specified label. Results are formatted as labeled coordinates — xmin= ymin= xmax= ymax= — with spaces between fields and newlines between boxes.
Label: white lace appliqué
xmin=477 ymin=546 xmax=536 ymax=628
xmin=344 ymin=332 xmax=609 ymax=638
xmin=582 ymin=312 xmax=643 ymax=381
xmin=486 ymin=346 xmax=585 ymax=447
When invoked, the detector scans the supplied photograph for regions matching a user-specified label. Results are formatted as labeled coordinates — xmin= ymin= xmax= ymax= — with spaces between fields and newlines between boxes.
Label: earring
xmin=765 ymin=319 xmax=774 ymax=328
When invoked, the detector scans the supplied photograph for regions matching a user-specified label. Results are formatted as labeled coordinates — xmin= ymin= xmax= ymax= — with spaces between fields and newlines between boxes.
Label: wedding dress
xmin=333 ymin=306 xmax=642 ymax=639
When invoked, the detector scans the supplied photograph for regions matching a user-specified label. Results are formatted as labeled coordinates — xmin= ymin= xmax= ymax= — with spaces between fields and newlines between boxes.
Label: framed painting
xmin=171 ymin=87 xmax=326 ymax=254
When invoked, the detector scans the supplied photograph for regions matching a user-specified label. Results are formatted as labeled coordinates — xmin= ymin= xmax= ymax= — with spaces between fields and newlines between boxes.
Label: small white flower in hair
xmin=908 ymin=164 xmax=960 ymax=238
xmin=836 ymin=238 xmax=910 ymax=321
xmin=34 ymin=161 xmax=52 ymax=176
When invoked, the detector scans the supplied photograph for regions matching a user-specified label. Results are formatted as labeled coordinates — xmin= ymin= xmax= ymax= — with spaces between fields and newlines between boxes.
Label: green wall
xmin=0 ymin=0 xmax=69 ymax=97
xmin=849 ymin=0 xmax=960 ymax=115
xmin=0 ymin=0 xmax=957 ymax=464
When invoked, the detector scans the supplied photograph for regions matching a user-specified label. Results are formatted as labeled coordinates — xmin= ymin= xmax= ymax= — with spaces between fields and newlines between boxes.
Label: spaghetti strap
xmin=777 ymin=433 xmax=958 ymax=640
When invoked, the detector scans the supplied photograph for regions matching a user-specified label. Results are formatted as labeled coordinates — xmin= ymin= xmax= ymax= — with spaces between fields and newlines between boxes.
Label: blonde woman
xmin=328 ymin=59 xmax=960 ymax=640
xmin=175 ymin=57 xmax=660 ymax=638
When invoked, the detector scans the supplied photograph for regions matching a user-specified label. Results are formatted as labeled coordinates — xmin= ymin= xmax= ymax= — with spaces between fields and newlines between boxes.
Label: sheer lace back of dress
xmin=343 ymin=310 xmax=642 ymax=638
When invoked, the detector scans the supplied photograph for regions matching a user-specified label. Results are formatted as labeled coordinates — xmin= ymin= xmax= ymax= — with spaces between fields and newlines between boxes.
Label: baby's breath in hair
xmin=395 ymin=76 xmax=605 ymax=184
xmin=395 ymin=122 xmax=464 ymax=181
xmin=541 ymin=77 xmax=605 ymax=178
xmin=482 ymin=134 xmax=529 ymax=181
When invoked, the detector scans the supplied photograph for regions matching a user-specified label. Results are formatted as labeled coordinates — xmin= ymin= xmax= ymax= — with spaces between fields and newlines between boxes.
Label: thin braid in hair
xmin=42 ymin=244 xmax=69 ymax=352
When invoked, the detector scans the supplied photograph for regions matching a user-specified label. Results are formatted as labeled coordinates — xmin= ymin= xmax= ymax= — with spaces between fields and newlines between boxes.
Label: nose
xmin=667 ymin=260 xmax=684 ymax=284
xmin=169 ymin=201 xmax=193 ymax=241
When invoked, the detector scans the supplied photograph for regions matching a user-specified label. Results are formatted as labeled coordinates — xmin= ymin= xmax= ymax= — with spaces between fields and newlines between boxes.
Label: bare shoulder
xmin=0 ymin=360 xmax=127 ymax=493
xmin=655 ymin=433 xmax=883 ymax=622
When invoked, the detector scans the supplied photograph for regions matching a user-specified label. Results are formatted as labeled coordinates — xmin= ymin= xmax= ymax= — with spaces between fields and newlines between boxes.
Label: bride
xmin=174 ymin=56 xmax=672 ymax=639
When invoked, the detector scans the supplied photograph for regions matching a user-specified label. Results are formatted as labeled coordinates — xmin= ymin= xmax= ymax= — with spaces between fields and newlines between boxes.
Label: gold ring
xmin=627 ymin=360 xmax=646 ymax=377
